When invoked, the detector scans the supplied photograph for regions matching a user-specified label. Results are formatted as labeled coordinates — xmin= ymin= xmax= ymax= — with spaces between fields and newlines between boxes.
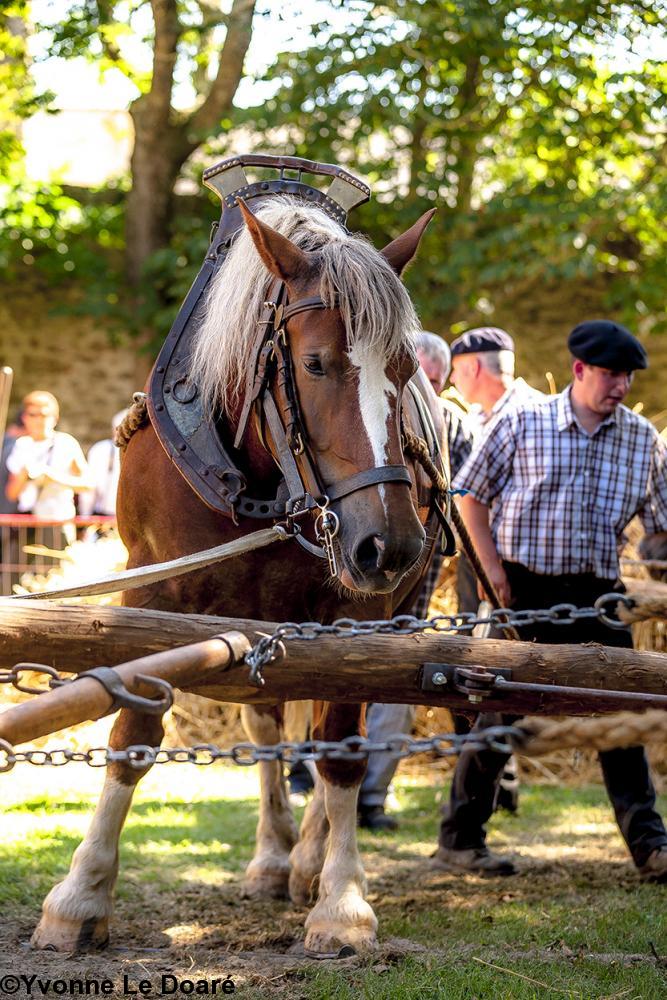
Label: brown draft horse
xmin=31 ymin=195 xmax=444 ymax=957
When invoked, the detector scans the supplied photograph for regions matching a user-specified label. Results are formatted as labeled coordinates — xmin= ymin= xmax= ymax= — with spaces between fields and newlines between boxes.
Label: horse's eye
xmin=303 ymin=357 xmax=324 ymax=375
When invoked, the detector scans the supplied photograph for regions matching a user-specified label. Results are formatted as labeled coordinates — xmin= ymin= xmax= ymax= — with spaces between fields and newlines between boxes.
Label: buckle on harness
xmin=314 ymin=497 xmax=340 ymax=577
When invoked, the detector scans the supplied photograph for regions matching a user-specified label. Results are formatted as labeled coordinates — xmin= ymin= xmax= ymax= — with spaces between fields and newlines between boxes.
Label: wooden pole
xmin=0 ymin=367 xmax=13 ymax=445
xmin=0 ymin=631 xmax=250 ymax=748
xmin=0 ymin=601 xmax=666 ymax=721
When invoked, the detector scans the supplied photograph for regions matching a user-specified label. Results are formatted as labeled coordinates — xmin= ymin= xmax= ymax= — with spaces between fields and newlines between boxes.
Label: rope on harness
xmin=514 ymin=709 xmax=667 ymax=756
xmin=114 ymin=392 xmax=149 ymax=452
xmin=402 ymin=429 xmax=449 ymax=496
xmin=402 ymin=429 xmax=520 ymax=641
xmin=7 ymin=526 xmax=289 ymax=601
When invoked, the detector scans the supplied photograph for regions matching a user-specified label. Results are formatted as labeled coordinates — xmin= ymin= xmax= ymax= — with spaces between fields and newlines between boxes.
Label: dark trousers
xmin=451 ymin=552 xmax=518 ymax=814
xmin=439 ymin=562 xmax=667 ymax=866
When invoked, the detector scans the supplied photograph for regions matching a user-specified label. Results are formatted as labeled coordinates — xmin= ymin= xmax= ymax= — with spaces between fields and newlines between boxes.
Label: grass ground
xmin=0 ymin=759 xmax=665 ymax=999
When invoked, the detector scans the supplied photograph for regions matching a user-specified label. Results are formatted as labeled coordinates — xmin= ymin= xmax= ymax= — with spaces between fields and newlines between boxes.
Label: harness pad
xmin=148 ymin=155 xmax=370 ymax=518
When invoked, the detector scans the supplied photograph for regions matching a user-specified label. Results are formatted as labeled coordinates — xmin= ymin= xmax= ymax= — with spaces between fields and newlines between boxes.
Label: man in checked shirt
xmin=433 ymin=319 xmax=667 ymax=882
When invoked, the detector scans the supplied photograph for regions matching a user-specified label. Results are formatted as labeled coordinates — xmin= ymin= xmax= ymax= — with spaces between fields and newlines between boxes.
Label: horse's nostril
xmin=354 ymin=533 xmax=385 ymax=573
xmin=353 ymin=531 xmax=424 ymax=580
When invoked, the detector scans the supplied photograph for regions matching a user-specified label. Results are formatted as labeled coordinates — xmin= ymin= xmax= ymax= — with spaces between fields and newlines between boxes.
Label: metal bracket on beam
xmin=421 ymin=663 xmax=512 ymax=704
xmin=421 ymin=662 xmax=667 ymax=710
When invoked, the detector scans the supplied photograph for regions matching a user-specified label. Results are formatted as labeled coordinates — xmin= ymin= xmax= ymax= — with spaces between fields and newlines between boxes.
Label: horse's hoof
xmin=305 ymin=942 xmax=357 ymax=959
xmin=31 ymin=914 xmax=109 ymax=953
xmin=240 ymin=870 xmax=290 ymax=900
xmin=303 ymin=925 xmax=376 ymax=958
xmin=289 ymin=868 xmax=317 ymax=906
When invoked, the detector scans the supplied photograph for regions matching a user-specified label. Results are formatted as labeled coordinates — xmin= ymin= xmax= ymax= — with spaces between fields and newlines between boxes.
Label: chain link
xmin=0 ymin=663 xmax=72 ymax=694
xmin=0 ymin=596 xmax=633 ymax=694
xmin=0 ymin=728 xmax=520 ymax=773
xmin=244 ymin=593 xmax=634 ymax=683
xmin=0 ymin=593 xmax=638 ymax=773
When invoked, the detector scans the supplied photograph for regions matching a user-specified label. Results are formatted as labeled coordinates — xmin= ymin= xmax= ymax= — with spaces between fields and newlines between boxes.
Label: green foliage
xmin=0 ymin=2 xmax=54 ymax=166
xmin=2 ymin=1 xmax=667 ymax=346
xmin=34 ymin=0 xmax=263 ymax=100
xmin=3 ymin=0 xmax=262 ymax=345
xmin=132 ymin=204 xmax=217 ymax=351
xmin=249 ymin=0 xmax=667 ymax=331
xmin=0 ymin=4 xmax=127 ymax=320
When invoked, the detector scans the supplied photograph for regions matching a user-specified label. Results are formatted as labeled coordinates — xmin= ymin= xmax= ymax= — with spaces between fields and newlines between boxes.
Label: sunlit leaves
xmin=249 ymin=0 xmax=667 ymax=330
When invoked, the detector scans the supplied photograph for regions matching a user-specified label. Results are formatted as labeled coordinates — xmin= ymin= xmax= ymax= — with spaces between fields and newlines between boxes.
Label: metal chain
xmin=0 ymin=663 xmax=71 ymax=694
xmin=244 ymin=593 xmax=634 ymax=684
xmin=0 ymin=727 xmax=520 ymax=774
xmin=0 ymin=595 xmax=633 ymax=694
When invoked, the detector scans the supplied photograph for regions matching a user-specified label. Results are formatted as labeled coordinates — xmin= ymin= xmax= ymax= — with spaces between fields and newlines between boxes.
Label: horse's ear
xmin=237 ymin=198 xmax=311 ymax=282
xmin=380 ymin=208 xmax=436 ymax=276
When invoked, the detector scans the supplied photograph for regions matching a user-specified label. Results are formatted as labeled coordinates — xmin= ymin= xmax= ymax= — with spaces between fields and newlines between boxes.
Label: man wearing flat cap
xmin=432 ymin=319 xmax=667 ymax=882
xmin=449 ymin=327 xmax=544 ymax=444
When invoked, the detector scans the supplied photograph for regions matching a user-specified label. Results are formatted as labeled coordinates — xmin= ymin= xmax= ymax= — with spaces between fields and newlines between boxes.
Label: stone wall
xmin=1 ymin=272 xmax=664 ymax=456
xmin=0 ymin=283 xmax=151 ymax=451
xmin=454 ymin=274 xmax=667 ymax=425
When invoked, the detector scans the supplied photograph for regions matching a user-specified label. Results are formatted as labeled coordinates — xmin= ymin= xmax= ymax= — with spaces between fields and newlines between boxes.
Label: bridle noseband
xmin=233 ymin=276 xmax=413 ymax=572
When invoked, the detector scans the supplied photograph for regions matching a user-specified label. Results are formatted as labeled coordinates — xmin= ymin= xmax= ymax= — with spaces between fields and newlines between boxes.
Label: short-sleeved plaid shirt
xmin=453 ymin=385 xmax=667 ymax=579
xmin=464 ymin=378 xmax=546 ymax=445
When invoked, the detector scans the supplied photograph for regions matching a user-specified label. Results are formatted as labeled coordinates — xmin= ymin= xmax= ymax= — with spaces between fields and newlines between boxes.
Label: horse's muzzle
xmin=342 ymin=526 xmax=425 ymax=593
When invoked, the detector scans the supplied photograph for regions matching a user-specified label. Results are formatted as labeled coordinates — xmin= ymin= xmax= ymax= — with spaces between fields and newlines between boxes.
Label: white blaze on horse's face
xmin=347 ymin=342 xmax=396 ymax=517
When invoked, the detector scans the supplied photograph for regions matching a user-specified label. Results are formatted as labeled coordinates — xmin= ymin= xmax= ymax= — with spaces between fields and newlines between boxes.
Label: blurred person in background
xmin=450 ymin=326 xmax=546 ymax=610
xmin=449 ymin=326 xmax=545 ymax=445
xmin=448 ymin=327 xmax=548 ymax=824
xmin=0 ymin=410 xmax=25 ymax=588
xmin=79 ymin=409 xmax=127 ymax=519
xmin=5 ymin=390 xmax=92 ymax=550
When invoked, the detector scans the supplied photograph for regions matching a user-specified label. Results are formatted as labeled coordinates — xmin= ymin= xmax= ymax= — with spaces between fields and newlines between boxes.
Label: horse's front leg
xmin=31 ymin=708 xmax=164 ymax=952
xmin=303 ymin=703 xmax=377 ymax=957
xmin=289 ymin=770 xmax=328 ymax=904
xmin=240 ymin=705 xmax=298 ymax=899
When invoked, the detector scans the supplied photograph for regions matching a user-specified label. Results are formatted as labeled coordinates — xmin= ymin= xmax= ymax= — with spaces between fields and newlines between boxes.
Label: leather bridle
xmin=232 ymin=276 xmax=414 ymax=572
xmin=146 ymin=154 xmax=452 ymax=570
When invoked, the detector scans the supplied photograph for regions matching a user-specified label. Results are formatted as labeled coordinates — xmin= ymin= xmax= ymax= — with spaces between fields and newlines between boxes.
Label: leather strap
xmin=234 ymin=277 xmax=286 ymax=450
xmin=432 ymin=497 xmax=457 ymax=558
xmin=326 ymin=465 xmax=412 ymax=502
xmin=281 ymin=295 xmax=336 ymax=322
xmin=262 ymin=393 xmax=318 ymax=501
xmin=234 ymin=291 xmax=336 ymax=451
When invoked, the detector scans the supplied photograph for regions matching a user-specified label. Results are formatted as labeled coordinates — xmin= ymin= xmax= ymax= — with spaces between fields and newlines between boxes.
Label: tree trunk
xmin=124 ymin=0 xmax=256 ymax=286
xmin=0 ymin=631 xmax=250 ymax=748
xmin=125 ymin=103 xmax=181 ymax=285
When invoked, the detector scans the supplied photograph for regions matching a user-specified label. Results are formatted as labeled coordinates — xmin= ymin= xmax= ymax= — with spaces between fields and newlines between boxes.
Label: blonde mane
xmin=191 ymin=196 xmax=420 ymax=413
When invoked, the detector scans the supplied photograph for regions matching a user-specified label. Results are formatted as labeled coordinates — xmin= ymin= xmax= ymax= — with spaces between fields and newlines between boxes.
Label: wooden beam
xmin=0 ymin=601 xmax=666 ymax=722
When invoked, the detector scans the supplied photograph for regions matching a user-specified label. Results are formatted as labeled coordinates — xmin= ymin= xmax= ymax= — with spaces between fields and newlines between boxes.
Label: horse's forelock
xmin=191 ymin=196 xmax=420 ymax=413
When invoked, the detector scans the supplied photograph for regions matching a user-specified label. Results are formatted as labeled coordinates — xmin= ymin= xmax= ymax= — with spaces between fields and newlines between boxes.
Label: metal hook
xmin=0 ymin=738 xmax=16 ymax=773
xmin=133 ymin=674 xmax=175 ymax=714
xmin=75 ymin=667 xmax=174 ymax=716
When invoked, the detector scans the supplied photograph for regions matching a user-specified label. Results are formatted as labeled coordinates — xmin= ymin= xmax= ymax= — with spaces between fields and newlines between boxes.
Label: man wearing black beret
xmin=433 ymin=319 xmax=667 ymax=882
xmin=568 ymin=319 xmax=648 ymax=372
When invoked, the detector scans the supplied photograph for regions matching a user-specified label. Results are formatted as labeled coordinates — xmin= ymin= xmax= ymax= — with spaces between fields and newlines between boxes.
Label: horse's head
xmin=236 ymin=199 xmax=434 ymax=595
